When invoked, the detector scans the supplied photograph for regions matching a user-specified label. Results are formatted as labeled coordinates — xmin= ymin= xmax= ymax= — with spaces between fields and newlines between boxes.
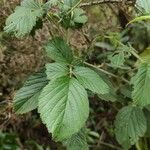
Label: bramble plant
xmin=4 ymin=0 xmax=150 ymax=149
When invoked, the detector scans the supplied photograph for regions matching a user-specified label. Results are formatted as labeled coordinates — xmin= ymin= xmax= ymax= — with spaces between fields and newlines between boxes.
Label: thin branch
xmin=99 ymin=141 xmax=122 ymax=150
xmin=67 ymin=0 xmax=83 ymax=15
xmin=80 ymin=0 xmax=122 ymax=7
xmin=84 ymin=62 xmax=130 ymax=84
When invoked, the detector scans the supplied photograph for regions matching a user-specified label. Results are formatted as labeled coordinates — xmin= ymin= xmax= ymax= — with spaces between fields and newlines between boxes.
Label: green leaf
xmin=59 ymin=1 xmax=87 ymax=28
xmin=128 ymin=15 xmax=150 ymax=25
xmin=96 ymin=71 xmax=118 ymax=102
xmin=63 ymin=0 xmax=80 ymax=8
xmin=45 ymin=37 xmax=73 ymax=63
xmin=63 ymin=128 xmax=89 ymax=150
xmin=38 ymin=76 xmax=89 ymax=141
xmin=43 ymin=0 xmax=59 ymax=10
xmin=98 ymin=91 xmax=117 ymax=102
xmin=73 ymin=66 xmax=109 ymax=95
xmin=73 ymin=8 xmax=88 ymax=24
xmin=108 ymin=52 xmax=125 ymax=67
xmin=132 ymin=63 xmax=150 ymax=107
xmin=139 ymin=47 xmax=150 ymax=63
xmin=46 ymin=63 xmax=69 ymax=81
xmin=14 ymin=71 xmax=48 ymax=114
xmin=115 ymin=106 xmax=147 ymax=149
xmin=4 ymin=0 xmax=44 ymax=37
xmin=136 ymin=0 xmax=150 ymax=13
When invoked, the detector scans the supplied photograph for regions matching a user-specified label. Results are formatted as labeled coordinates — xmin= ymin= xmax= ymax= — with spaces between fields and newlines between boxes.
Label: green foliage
xmin=74 ymin=66 xmax=109 ymax=94
xmin=43 ymin=0 xmax=59 ymax=10
xmin=63 ymin=128 xmax=89 ymax=150
xmin=38 ymin=76 xmax=89 ymax=141
xmin=136 ymin=0 xmax=150 ymax=14
xmin=140 ymin=48 xmax=150 ymax=63
xmin=14 ymin=70 xmax=48 ymax=114
xmin=106 ymin=36 xmax=132 ymax=68
xmin=0 ymin=132 xmax=46 ymax=150
xmin=108 ymin=51 xmax=125 ymax=67
xmin=115 ymin=106 xmax=147 ymax=149
xmin=13 ymin=36 xmax=108 ymax=147
xmin=72 ymin=8 xmax=88 ymax=24
xmin=128 ymin=0 xmax=150 ymax=24
xmin=4 ymin=0 xmax=150 ymax=149
xmin=59 ymin=0 xmax=87 ymax=28
xmin=4 ymin=0 xmax=45 ymax=37
xmin=132 ymin=63 xmax=150 ymax=107
xmin=46 ymin=63 xmax=69 ymax=80
xmin=45 ymin=37 xmax=73 ymax=63
xmin=0 ymin=132 xmax=20 ymax=150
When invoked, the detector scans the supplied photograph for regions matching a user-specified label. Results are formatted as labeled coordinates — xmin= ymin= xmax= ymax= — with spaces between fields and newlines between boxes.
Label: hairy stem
xmin=80 ymin=0 xmax=122 ymax=7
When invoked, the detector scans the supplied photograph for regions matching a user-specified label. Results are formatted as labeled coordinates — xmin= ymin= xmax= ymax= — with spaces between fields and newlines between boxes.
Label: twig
xmin=47 ymin=13 xmax=65 ymax=37
xmin=96 ymin=131 xmax=105 ymax=149
xmin=84 ymin=62 xmax=130 ymax=84
xmin=80 ymin=0 xmax=122 ymax=7
xmin=67 ymin=0 xmax=83 ymax=15
xmin=99 ymin=141 xmax=122 ymax=150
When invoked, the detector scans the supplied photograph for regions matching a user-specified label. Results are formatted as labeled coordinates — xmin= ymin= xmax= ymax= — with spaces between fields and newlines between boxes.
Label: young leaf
xmin=108 ymin=52 xmax=125 ymax=67
xmin=63 ymin=128 xmax=89 ymax=150
xmin=14 ymin=71 xmax=48 ymax=114
xmin=73 ymin=8 xmax=88 ymax=24
xmin=63 ymin=0 xmax=80 ymax=8
xmin=43 ymin=0 xmax=59 ymax=10
xmin=115 ymin=106 xmax=147 ymax=149
xmin=59 ymin=1 xmax=87 ymax=28
xmin=45 ymin=37 xmax=73 ymax=63
xmin=46 ymin=63 xmax=69 ymax=81
xmin=132 ymin=63 xmax=150 ymax=107
xmin=38 ymin=76 xmax=89 ymax=141
xmin=140 ymin=48 xmax=150 ymax=63
xmin=4 ymin=0 xmax=44 ymax=37
xmin=73 ymin=66 xmax=109 ymax=95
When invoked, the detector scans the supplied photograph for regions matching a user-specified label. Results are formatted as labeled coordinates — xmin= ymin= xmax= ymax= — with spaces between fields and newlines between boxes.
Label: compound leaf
xmin=4 ymin=0 xmax=44 ymax=37
xmin=45 ymin=37 xmax=73 ymax=63
xmin=115 ymin=106 xmax=147 ymax=149
xmin=74 ymin=66 xmax=109 ymax=95
xmin=132 ymin=63 xmax=150 ymax=107
xmin=38 ymin=76 xmax=89 ymax=141
xmin=14 ymin=71 xmax=48 ymax=114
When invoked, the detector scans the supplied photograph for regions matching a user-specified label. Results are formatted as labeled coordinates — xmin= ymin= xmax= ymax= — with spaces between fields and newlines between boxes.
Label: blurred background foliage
xmin=0 ymin=0 xmax=150 ymax=149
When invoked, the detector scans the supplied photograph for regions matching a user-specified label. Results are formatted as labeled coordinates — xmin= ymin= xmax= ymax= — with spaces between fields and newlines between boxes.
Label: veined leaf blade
xmin=74 ymin=66 xmax=109 ymax=95
xmin=38 ymin=76 xmax=89 ymax=141
xmin=14 ymin=71 xmax=48 ymax=114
